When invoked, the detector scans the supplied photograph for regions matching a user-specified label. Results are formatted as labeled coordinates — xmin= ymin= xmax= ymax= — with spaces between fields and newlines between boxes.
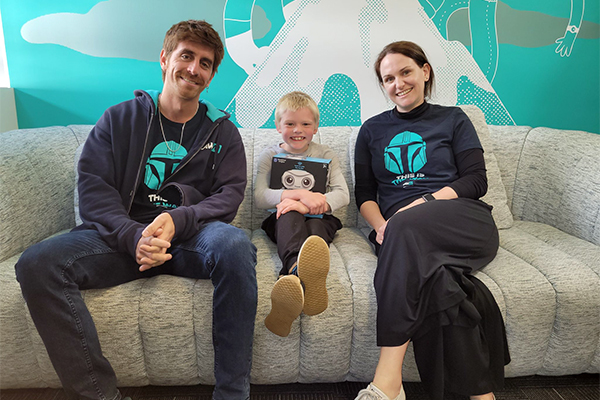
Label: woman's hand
xmin=394 ymin=197 xmax=426 ymax=214
xmin=375 ymin=219 xmax=389 ymax=244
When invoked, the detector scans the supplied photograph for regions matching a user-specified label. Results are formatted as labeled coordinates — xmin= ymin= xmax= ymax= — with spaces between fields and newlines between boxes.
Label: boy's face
xmin=276 ymin=107 xmax=318 ymax=154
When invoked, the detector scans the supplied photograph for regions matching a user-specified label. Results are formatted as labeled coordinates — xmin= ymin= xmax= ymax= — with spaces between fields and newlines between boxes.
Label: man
xmin=15 ymin=20 xmax=257 ymax=400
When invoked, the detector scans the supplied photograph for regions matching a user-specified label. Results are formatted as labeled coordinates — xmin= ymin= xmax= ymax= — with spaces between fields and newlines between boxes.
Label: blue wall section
xmin=1 ymin=0 xmax=599 ymax=133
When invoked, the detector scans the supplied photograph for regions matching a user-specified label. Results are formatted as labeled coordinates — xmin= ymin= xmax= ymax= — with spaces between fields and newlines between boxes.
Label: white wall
xmin=0 ymin=87 xmax=18 ymax=133
xmin=0 ymin=9 xmax=18 ymax=132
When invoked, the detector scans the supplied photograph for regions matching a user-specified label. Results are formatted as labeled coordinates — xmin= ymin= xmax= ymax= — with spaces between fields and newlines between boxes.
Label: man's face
xmin=160 ymin=40 xmax=215 ymax=101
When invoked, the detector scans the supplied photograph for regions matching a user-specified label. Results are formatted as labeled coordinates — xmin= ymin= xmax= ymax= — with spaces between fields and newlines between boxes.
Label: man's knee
xmin=15 ymin=231 xmax=109 ymax=292
xmin=15 ymin=238 xmax=63 ymax=297
xmin=205 ymin=224 xmax=257 ymax=297
xmin=206 ymin=223 xmax=256 ymax=264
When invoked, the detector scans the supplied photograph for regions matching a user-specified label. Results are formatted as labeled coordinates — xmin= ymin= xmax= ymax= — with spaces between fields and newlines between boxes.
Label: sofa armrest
xmin=511 ymin=127 xmax=600 ymax=246
xmin=0 ymin=126 xmax=85 ymax=262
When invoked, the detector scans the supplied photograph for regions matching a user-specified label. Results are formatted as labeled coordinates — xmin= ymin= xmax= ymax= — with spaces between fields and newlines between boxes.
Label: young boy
xmin=254 ymin=91 xmax=350 ymax=337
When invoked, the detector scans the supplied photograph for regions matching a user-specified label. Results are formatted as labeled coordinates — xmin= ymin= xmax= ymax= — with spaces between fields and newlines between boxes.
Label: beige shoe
xmin=297 ymin=235 xmax=330 ymax=316
xmin=355 ymin=383 xmax=406 ymax=400
xmin=470 ymin=394 xmax=496 ymax=400
xmin=264 ymin=275 xmax=304 ymax=337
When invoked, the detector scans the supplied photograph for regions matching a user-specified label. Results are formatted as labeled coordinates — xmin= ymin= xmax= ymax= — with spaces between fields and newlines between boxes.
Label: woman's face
xmin=379 ymin=52 xmax=430 ymax=113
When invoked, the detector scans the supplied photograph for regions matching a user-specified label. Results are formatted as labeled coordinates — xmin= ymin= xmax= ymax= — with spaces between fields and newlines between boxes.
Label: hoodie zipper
xmin=158 ymin=119 xmax=222 ymax=189
xmin=127 ymin=103 xmax=154 ymax=214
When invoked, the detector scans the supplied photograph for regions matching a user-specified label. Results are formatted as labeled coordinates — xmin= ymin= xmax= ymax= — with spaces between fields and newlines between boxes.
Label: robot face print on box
xmin=281 ymin=169 xmax=316 ymax=191
xmin=144 ymin=142 xmax=188 ymax=190
xmin=270 ymin=154 xmax=330 ymax=193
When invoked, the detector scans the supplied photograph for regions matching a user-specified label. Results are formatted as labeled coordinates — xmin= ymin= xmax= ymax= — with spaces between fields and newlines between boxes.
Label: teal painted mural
xmin=1 ymin=0 xmax=599 ymax=133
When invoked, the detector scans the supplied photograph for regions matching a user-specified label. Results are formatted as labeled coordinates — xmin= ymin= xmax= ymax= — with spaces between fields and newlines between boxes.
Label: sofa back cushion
xmin=487 ymin=125 xmax=531 ymax=211
xmin=460 ymin=105 xmax=514 ymax=229
xmin=512 ymin=127 xmax=600 ymax=246
xmin=0 ymin=127 xmax=83 ymax=261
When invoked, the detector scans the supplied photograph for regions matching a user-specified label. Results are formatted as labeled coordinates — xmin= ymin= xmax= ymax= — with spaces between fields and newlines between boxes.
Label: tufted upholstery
xmin=1 ymin=106 xmax=598 ymax=389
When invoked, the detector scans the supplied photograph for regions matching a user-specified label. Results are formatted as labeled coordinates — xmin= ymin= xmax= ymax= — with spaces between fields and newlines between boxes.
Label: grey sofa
xmin=1 ymin=106 xmax=598 ymax=389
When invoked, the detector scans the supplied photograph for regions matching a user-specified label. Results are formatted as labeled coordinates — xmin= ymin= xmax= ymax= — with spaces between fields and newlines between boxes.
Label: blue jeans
xmin=15 ymin=222 xmax=257 ymax=400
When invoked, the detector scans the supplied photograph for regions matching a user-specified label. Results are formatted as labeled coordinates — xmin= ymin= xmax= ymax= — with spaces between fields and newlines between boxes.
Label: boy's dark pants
xmin=261 ymin=211 xmax=342 ymax=275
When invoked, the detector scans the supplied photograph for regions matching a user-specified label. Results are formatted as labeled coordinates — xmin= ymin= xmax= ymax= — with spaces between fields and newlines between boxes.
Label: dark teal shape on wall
xmin=318 ymin=74 xmax=361 ymax=127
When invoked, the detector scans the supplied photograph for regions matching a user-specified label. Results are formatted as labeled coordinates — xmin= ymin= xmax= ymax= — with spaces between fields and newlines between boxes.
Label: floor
xmin=1 ymin=374 xmax=598 ymax=400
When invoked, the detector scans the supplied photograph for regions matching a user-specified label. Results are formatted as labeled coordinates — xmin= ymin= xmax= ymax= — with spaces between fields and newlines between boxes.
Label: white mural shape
xmin=555 ymin=0 xmax=585 ymax=57
xmin=19 ymin=0 xmax=215 ymax=61
xmin=228 ymin=0 xmax=513 ymax=128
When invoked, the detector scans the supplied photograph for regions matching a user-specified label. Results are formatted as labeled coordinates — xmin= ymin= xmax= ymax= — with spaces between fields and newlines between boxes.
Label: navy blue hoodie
xmin=75 ymin=90 xmax=247 ymax=258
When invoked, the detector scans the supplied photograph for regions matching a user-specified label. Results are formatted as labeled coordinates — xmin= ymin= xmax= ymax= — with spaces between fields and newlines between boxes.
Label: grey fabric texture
xmin=231 ymin=128 xmax=255 ymax=230
xmin=1 ymin=109 xmax=599 ymax=389
xmin=0 ymin=127 xmax=82 ymax=262
xmin=251 ymin=230 xmax=301 ymax=384
xmin=499 ymin=222 xmax=600 ymax=375
xmin=459 ymin=105 xmax=514 ymax=229
xmin=318 ymin=126 xmax=357 ymax=228
xmin=511 ymin=127 xmax=600 ymax=246
xmin=251 ymin=129 xmax=292 ymax=230
xmin=487 ymin=125 xmax=531 ymax=210
xmin=298 ymin=240 xmax=353 ymax=383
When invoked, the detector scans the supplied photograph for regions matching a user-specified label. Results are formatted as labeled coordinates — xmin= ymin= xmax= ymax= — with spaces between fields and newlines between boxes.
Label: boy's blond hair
xmin=274 ymin=91 xmax=320 ymax=126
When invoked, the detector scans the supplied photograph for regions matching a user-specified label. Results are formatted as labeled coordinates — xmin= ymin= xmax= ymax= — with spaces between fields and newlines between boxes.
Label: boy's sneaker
xmin=265 ymin=275 xmax=304 ymax=337
xmin=297 ymin=235 xmax=329 ymax=316
xmin=355 ymin=383 xmax=406 ymax=400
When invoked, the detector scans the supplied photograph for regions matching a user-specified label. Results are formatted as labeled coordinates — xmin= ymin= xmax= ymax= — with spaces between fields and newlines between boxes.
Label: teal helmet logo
xmin=384 ymin=131 xmax=427 ymax=175
xmin=144 ymin=142 xmax=187 ymax=190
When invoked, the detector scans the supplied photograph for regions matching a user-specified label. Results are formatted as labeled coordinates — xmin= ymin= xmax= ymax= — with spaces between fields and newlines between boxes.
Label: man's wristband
xmin=422 ymin=193 xmax=436 ymax=202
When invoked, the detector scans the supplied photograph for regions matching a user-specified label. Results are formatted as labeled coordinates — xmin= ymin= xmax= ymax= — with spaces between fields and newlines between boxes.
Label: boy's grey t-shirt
xmin=254 ymin=141 xmax=350 ymax=213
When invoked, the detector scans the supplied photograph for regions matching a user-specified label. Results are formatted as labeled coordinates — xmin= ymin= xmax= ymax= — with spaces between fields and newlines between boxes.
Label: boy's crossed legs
xmin=261 ymin=211 xmax=341 ymax=336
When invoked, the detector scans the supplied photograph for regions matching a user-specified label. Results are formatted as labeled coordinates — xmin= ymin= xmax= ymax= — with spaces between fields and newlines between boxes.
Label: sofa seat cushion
xmin=250 ymin=228 xmax=354 ymax=384
xmin=1 ymin=227 xmax=356 ymax=389
xmin=498 ymin=221 xmax=600 ymax=375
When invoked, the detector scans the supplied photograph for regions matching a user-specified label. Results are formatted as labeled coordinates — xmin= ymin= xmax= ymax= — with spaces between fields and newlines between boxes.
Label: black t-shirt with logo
xmin=355 ymin=102 xmax=482 ymax=219
xmin=130 ymin=106 xmax=205 ymax=224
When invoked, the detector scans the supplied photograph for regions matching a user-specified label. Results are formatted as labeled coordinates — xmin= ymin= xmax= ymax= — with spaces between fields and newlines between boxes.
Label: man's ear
xmin=159 ymin=49 xmax=167 ymax=71
xmin=207 ymin=71 xmax=216 ymax=86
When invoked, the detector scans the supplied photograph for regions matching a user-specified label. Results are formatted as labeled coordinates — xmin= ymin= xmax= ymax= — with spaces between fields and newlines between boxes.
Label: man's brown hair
xmin=162 ymin=20 xmax=225 ymax=78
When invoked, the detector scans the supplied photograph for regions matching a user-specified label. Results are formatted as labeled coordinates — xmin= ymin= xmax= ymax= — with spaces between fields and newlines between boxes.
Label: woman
xmin=353 ymin=41 xmax=509 ymax=400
